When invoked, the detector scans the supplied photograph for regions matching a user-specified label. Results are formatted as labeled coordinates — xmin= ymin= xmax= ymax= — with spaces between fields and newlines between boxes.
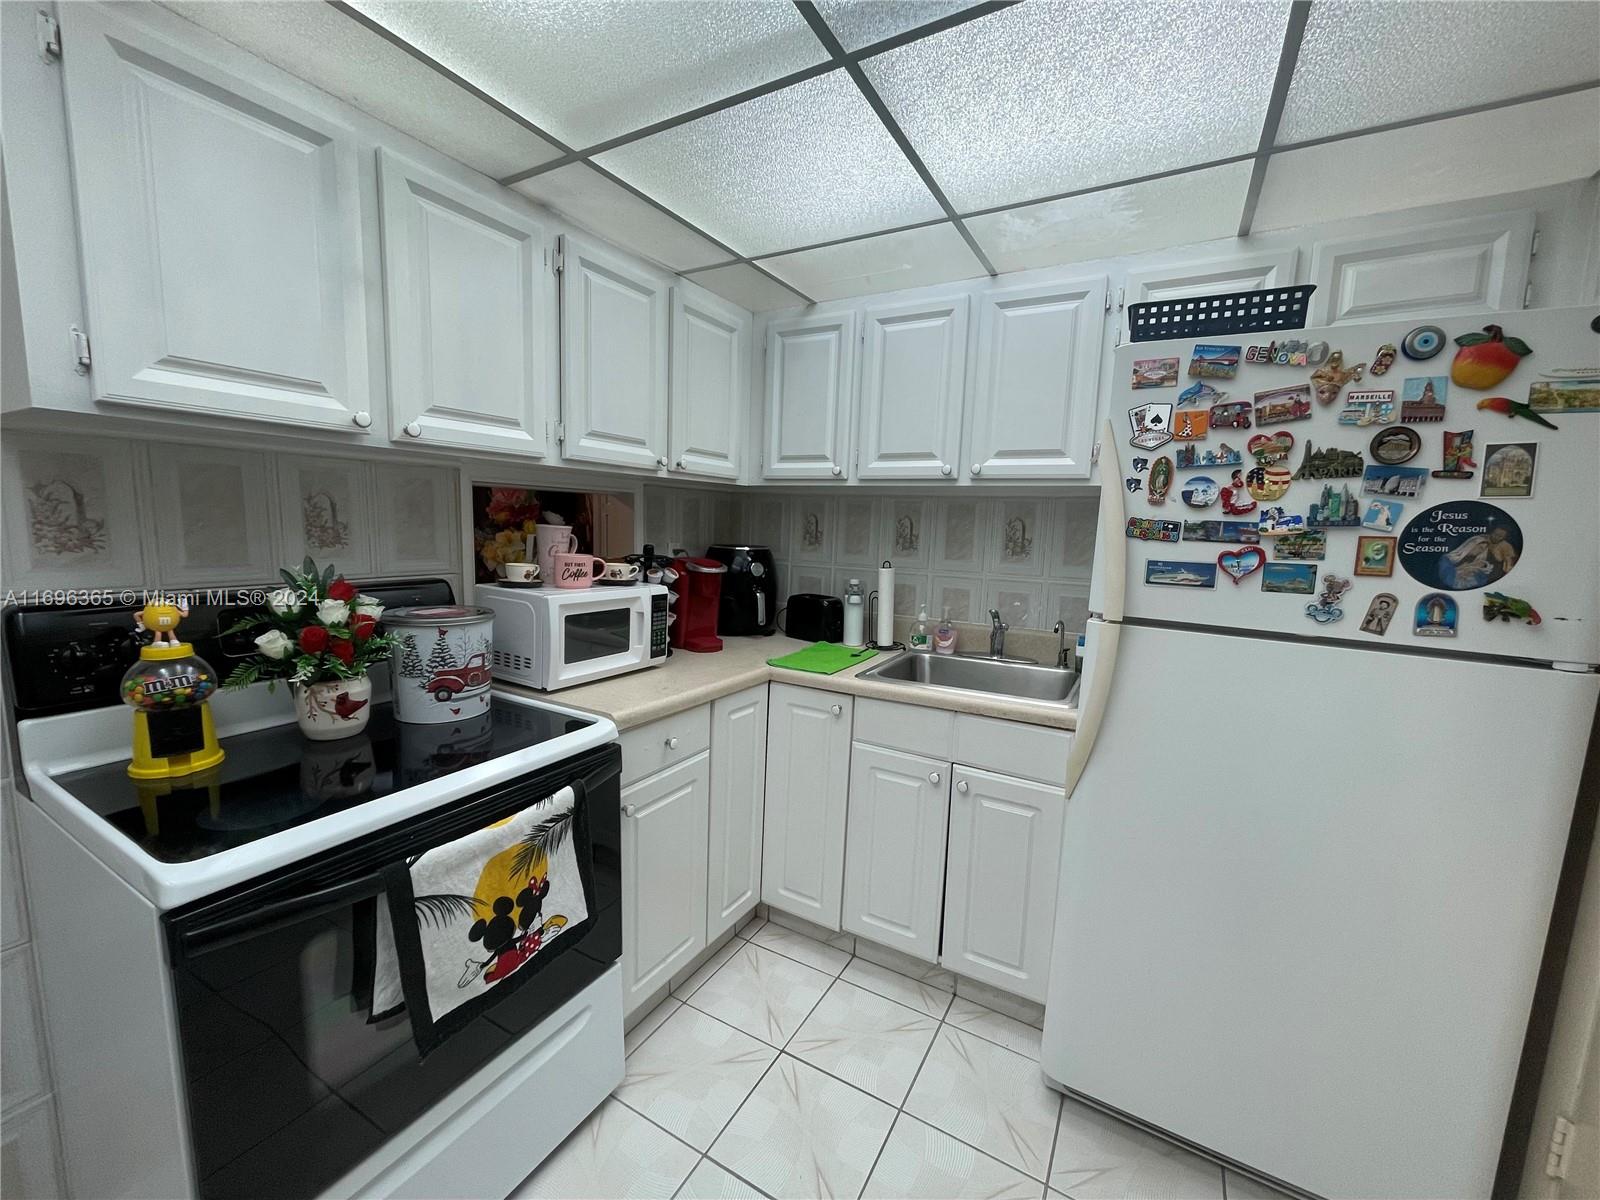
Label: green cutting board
xmin=767 ymin=643 xmax=878 ymax=675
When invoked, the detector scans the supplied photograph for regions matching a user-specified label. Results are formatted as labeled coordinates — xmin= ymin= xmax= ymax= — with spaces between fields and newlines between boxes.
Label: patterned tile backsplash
xmin=644 ymin=487 xmax=1095 ymax=634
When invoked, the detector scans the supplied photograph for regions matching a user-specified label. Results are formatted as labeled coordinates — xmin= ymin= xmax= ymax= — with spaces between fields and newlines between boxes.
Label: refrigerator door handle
xmin=1063 ymin=621 xmax=1121 ymax=800
xmin=1096 ymin=421 xmax=1127 ymax=622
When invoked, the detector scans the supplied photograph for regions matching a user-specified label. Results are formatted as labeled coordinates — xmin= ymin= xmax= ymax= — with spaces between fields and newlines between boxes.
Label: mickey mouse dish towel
xmin=376 ymin=781 xmax=594 ymax=1056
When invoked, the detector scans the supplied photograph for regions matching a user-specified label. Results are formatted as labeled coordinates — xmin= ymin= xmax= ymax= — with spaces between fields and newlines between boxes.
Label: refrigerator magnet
xmin=1246 ymin=465 xmax=1292 ymax=501
xmin=1362 ymin=498 xmax=1405 ymax=532
xmin=1261 ymin=563 xmax=1317 ymax=594
xmin=1219 ymin=470 xmax=1257 ymax=516
xmin=1360 ymin=593 xmax=1399 ymax=636
xmin=1217 ymin=546 xmax=1265 ymax=584
xmin=1292 ymin=441 xmax=1365 ymax=479
xmin=1181 ymin=476 xmax=1220 ymax=509
xmin=1124 ymin=475 xmax=1145 ymax=495
xmin=1400 ymin=377 xmax=1448 ymax=423
xmin=1149 ymin=456 xmax=1174 ymax=503
xmin=1273 ymin=531 xmax=1327 ymax=562
xmin=1248 ymin=430 xmax=1295 ymax=465
xmin=1361 ymin=464 xmax=1427 ymax=499
xmin=1310 ymin=351 xmax=1366 ymax=406
xmin=1210 ymin=401 xmax=1253 ymax=430
xmin=1398 ymin=501 xmax=1523 ymax=590
xmin=1451 ymin=325 xmax=1532 ymax=390
xmin=1338 ymin=390 xmax=1396 ymax=427
xmin=1176 ymin=442 xmax=1242 ymax=470
xmin=1369 ymin=427 xmax=1421 ymax=465
xmin=1132 ymin=358 xmax=1180 ymax=388
xmin=1432 ymin=430 xmax=1479 ymax=479
xmin=1370 ymin=344 xmax=1398 ymax=376
xmin=1173 ymin=410 xmax=1209 ymax=441
xmin=1129 ymin=403 xmax=1174 ymax=449
xmin=1480 ymin=443 xmax=1538 ymax=498
xmin=1145 ymin=559 xmax=1217 ymax=588
xmin=1179 ymin=380 xmax=1224 ymax=407
xmin=1182 ymin=519 xmax=1260 ymax=544
xmin=1483 ymin=592 xmax=1542 ymax=626
xmin=1257 ymin=507 xmax=1306 ymax=537
xmin=1526 ymin=377 xmax=1599 ymax=416
xmin=1414 ymin=593 xmax=1459 ymax=637
xmin=1305 ymin=574 xmax=1353 ymax=623
xmin=1126 ymin=518 xmax=1181 ymax=543
xmin=1401 ymin=324 xmax=1447 ymax=361
xmin=1188 ymin=344 xmax=1241 ymax=379
xmin=1355 ymin=536 xmax=1397 ymax=577
xmin=1254 ymin=385 xmax=1314 ymax=425
xmin=1306 ymin=482 xmax=1361 ymax=528
xmin=1476 ymin=395 xmax=1559 ymax=430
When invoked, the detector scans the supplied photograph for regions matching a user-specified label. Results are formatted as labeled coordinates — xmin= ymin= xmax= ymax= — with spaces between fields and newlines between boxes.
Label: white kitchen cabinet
xmin=1120 ymin=250 xmax=1299 ymax=342
xmin=669 ymin=282 xmax=749 ymax=481
xmin=57 ymin=3 xmax=378 ymax=434
xmin=1307 ymin=210 xmax=1535 ymax=326
xmin=856 ymin=295 xmax=969 ymax=481
xmin=762 ymin=310 xmax=857 ymax=480
xmin=762 ymin=684 xmax=852 ymax=929
xmin=621 ymin=751 xmax=710 ymax=1014
xmin=841 ymin=744 xmax=949 ymax=962
xmin=966 ymin=274 xmax=1107 ymax=480
xmin=707 ymin=685 xmax=767 ymax=941
xmin=559 ymin=233 xmax=670 ymax=471
xmin=942 ymin=765 xmax=1066 ymax=1004
xmin=378 ymin=150 xmax=552 ymax=457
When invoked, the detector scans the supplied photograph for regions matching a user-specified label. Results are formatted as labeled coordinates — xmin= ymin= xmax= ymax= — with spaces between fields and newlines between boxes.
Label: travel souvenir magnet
xmin=1124 ymin=475 xmax=1145 ymax=494
xmin=1400 ymin=377 xmax=1448 ymax=423
xmin=1261 ymin=562 xmax=1317 ymax=594
xmin=1354 ymin=535 xmax=1396 ymax=577
xmin=1182 ymin=519 xmax=1260 ymax=544
xmin=1209 ymin=401 xmax=1253 ymax=430
xmin=1480 ymin=442 xmax=1537 ymax=499
xmin=1304 ymin=574 xmax=1353 ymax=624
xmin=1133 ymin=357 xmax=1180 ymax=388
xmin=1306 ymin=481 xmax=1361 ymax=528
xmin=1245 ymin=465 xmax=1292 ymax=502
xmin=1401 ymin=324 xmax=1446 ymax=361
xmin=1179 ymin=380 xmax=1224 ymax=407
xmin=1148 ymin=455 xmax=1174 ymax=503
xmin=1248 ymin=430 xmax=1294 ymax=465
xmin=1361 ymin=464 xmax=1426 ymax=499
xmin=1145 ymin=559 xmax=1217 ymax=588
xmin=1245 ymin=339 xmax=1329 ymax=367
xmin=1273 ymin=531 xmax=1327 ymax=562
xmin=1527 ymin=377 xmax=1600 ymax=415
xmin=1398 ymin=501 xmax=1523 ymax=590
xmin=1370 ymin=344 xmax=1398 ymax=376
xmin=1432 ymin=430 xmax=1478 ymax=479
xmin=1361 ymin=498 xmax=1404 ymax=532
xmin=1176 ymin=442 xmax=1242 ymax=470
xmin=1181 ymin=475 xmax=1220 ymax=509
xmin=1217 ymin=546 xmax=1265 ymax=584
xmin=1126 ymin=517 xmax=1181 ymax=543
xmin=1129 ymin=403 xmax=1174 ymax=449
xmin=1483 ymin=592 xmax=1542 ymax=626
xmin=1219 ymin=469 xmax=1257 ymax=516
xmin=1414 ymin=593 xmax=1458 ymax=637
xmin=1338 ymin=390 xmax=1396 ymax=427
xmin=1477 ymin=395 xmax=1559 ymax=430
xmin=1189 ymin=344 xmax=1241 ymax=379
xmin=1360 ymin=593 xmax=1399 ymax=636
xmin=1132 ymin=457 xmax=1149 ymax=472
xmin=1310 ymin=350 xmax=1366 ymax=405
xmin=1291 ymin=441 xmax=1364 ymax=479
xmin=1451 ymin=325 xmax=1531 ymax=390
xmin=1369 ymin=426 xmax=1421 ymax=465
xmin=1173 ymin=410 xmax=1210 ymax=441
xmin=1254 ymin=385 xmax=1313 ymax=425
xmin=1257 ymin=507 xmax=1306 ymax=537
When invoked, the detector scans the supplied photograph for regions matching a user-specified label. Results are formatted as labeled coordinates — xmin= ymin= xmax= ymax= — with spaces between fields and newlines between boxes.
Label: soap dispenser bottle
xmin=910 ymin=605 xmax=931 ymax=652
xmin=933 ymin=607 xmax=957 ymax=655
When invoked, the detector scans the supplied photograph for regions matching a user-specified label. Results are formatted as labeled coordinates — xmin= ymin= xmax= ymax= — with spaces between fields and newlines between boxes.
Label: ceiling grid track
xmin=1236 ymin=0 xmax=1313 ymax=239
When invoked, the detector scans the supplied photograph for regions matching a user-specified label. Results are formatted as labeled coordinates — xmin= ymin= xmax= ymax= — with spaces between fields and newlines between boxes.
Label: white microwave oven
xmin=474 ymin=583 xmax=671 ymax=691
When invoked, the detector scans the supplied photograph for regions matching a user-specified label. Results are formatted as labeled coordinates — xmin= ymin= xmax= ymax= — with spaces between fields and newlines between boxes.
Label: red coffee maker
xmin=672 ymin=557 xmax=726 ymax=653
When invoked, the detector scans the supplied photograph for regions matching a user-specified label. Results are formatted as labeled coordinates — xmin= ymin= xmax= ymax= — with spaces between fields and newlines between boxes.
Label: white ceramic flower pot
xmin=291 ymin=674 xmax=373 ymax=741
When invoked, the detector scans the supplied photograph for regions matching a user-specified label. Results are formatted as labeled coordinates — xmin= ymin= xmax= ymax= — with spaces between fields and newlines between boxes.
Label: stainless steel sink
xmin=858 ymin=652 xmax=1078 ymax=704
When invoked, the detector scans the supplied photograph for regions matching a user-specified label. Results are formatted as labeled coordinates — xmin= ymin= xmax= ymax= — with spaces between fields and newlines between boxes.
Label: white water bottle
xmin=843 ymin=578 xmax=865 ymax=647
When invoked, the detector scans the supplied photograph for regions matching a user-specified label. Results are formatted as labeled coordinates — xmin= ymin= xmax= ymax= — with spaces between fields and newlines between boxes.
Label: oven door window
xmin=562 ymin=607 xmax=632 ymax=664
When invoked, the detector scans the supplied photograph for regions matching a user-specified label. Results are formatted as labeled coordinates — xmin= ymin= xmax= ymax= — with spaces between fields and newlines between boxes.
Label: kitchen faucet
xmin=988 ymin=608 xmax=1007 ymax=658
xmin=1053 ymin=621 xmax=1075 ymax=670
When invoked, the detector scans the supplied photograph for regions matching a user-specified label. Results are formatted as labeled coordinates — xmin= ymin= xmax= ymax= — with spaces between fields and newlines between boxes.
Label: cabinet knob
xmin=623 ymin=803 xmax=637 ymax=817
xmin=830 ymin=703 xmax=842 ymax=717
xmin=665 ymin=735 xmax=679 ymax=749
xmin=351 ymin=411 xmax=372 ymax=429
xmin=940 ymin=465 xmax=952 ymax=477
xmin=929 ymin=772 xmax=941 ymax=785
xmin=831 ymin=465 xmax=843 ymax=477
xmin=657 ymin=456 xmax=669 ymax=468
xmin=970 ymin=463 xmax=982 ymax=476
xmin=403 ymin=421 xmax=422 ymax=438
xmin=956 ymin=780 xmax=969 ymax=793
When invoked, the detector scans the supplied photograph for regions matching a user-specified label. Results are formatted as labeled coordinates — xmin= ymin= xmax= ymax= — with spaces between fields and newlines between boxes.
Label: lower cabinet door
xmin=761 ymin=684 xmax=852 ymax=929
xmin=621 ymin=752 xmax=710 ymax=1014
xmin=707 ymin=685 xmax=767 ymax=942
xmin=942 ymin=765 xmax=1066 ymax=1003
xmin=841 ymin=744 xmax=949 ymax=962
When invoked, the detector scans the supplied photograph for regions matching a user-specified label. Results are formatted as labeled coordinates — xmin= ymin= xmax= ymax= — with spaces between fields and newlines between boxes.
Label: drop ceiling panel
xmin=161 ymin=1 xmax=561 ymax=177
xmin=1254 ymin=91 xmax=1600 ymax=232
xmin=689 ymin=264 xmax=806 ymax=313
xmin=863 ymin=1 xmax=1289 ymax=212
xmin=812 ymin=1 xmax=985 ymax=52
xmin=760 ymin=223 xmax=984 ymax=302
xmin=596 ymin=72 xmax=946 ymax=255
xmin=348 ymin=0 xmax=827 ymax=149
xmin=1278 ymin=1 xmax=1600 ymax=144
xmin=967 ymin=162 xmax=1254 ymax=274
xmin=512 ymin=164 xmax=730 ymax=271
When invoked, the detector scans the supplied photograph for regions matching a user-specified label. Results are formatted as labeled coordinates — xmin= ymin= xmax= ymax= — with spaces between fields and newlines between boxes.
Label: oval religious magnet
xmin=1414 ymin=592 xmax=1459 ymax=637
xmin=1398 ymin=501 xmax=1523 ymax=591
xmin=1148 ymin=455 xmax=1173 ymax=504
xmin=1369 ymin=426 xmax=1421 ymax=465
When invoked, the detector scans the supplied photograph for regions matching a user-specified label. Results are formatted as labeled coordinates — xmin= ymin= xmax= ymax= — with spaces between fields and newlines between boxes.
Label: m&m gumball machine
xmin=121 ymin=600 xmax=225 ymax=780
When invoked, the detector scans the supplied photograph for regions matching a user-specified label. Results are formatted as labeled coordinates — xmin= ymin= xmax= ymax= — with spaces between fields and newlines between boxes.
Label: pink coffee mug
xmin=552 ymin=553 xmax=607 ymax=588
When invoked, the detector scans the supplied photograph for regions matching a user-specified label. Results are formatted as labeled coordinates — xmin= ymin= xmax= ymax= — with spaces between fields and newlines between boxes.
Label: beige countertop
xmin=498 ymin=636 xmax=1078 ymax=732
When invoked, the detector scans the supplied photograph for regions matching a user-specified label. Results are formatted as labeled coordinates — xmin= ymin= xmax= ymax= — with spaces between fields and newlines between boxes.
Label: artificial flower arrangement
xmin=224 ymin=559 xmax=394 ymax=689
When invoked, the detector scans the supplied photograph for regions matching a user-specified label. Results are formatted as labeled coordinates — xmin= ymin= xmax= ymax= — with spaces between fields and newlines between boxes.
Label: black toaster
xmin=783 ymin=593 xmax=843 ymax=643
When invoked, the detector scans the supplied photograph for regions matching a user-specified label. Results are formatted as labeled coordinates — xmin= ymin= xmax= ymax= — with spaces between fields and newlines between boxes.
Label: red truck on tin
xmin=426 ymin=652 xmax=492 ymax=702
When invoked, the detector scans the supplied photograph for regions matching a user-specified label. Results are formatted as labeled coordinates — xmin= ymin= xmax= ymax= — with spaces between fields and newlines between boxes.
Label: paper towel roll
xmin=876 ymin=561 xmax=895 ymax=646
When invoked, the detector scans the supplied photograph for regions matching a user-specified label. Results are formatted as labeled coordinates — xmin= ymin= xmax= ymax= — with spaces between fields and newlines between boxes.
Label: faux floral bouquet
xmin=224 ymin=559 xmax=396 ymax=689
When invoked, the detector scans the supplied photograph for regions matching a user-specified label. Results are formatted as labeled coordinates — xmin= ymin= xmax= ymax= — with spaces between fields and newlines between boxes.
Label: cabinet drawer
xmin=853 ymin=697 xmax=954 ymax=759
xmin=620 ymin=705 xmax=711 ymax=786
xmin=953 ymin=715 xmax=1071 ymax=786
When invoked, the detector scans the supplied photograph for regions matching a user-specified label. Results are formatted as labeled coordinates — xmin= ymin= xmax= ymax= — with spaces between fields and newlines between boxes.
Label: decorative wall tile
xmin=743 ymin=496 xmax=789 ymax=558
xmin=277 ymin=457 xmax=375 ymax=575
xmin=1044 ymin=583 xmax=1093 ymax=636
xmin=1051 ymin=497 xmax=1098 ymax=581
xmin=676 ymin=492 xmax=716 ymax=556
xmin=791 ymin=496 xmax=833 ymax=563
xmin=986 ymin=499 xmax=1046 ymax=578
xmin=713 ymin=496 xmax=740 ymax=544
xmin=882 ymin=499 xmax=931 ymax=568
xmin=984 ymin=580 xmax=1043 ymax=633
xmin=931 ymin=576 xmax=982 ymax=624
xmin=790 ymin=565 xmax=830 ymax=596
xmin=1 ymin=435 xmax=147 ymax=588
xmin=933 ymin=499 xmax=988 ymax=573
xmin=835 ymin=497 xmax=881 ymax=567
xmin=373 ymin=465 xmax=457 ymax=575
xmin=892 ymin=572 xmax=930 ymax=618
xmin=149 ymin=446 xmax=277 ymax=585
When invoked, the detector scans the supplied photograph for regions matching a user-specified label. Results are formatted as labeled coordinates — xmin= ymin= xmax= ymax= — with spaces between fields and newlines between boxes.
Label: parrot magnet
xmin=1477 ymin=395 xmax=1559 ymax=430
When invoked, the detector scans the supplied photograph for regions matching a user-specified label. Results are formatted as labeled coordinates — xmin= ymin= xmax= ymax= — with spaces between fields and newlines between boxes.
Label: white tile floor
xmin=515 ymin=917 xmax=1284 ymax=1200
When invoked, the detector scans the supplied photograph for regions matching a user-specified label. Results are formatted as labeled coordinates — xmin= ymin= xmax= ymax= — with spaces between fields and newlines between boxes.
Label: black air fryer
xmin=705 ymin=544 xmax=776 ymax=637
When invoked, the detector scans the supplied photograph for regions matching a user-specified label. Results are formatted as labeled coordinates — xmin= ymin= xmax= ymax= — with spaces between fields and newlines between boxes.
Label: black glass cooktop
xmin=51 ymin=700 xmax=594 ymax=864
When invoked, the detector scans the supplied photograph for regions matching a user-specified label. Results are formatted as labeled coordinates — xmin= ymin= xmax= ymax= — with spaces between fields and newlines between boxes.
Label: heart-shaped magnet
xmin=1247 ymin=430 xmax=1295 ymax=465
xmin=1217 ymin=546 xmax=1266 ymax=584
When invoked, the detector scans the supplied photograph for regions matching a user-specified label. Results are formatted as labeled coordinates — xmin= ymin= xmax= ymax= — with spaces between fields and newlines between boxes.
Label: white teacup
xmin=498 ymin=561 xmax=540 ymax=584
xmin=602 ymin=561 xmax=640 ymax=581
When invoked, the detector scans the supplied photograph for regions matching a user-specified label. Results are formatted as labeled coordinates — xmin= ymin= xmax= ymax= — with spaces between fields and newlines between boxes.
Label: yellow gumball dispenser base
xmin=128 ymin=703 xmax=225 ymax=781
xmin=121 ymin=618 xmax=226 ymax=781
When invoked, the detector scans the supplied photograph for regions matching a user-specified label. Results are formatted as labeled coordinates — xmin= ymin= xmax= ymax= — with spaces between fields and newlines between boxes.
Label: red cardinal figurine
xmin=1476 ymin=395 xmax=1558 ymax=430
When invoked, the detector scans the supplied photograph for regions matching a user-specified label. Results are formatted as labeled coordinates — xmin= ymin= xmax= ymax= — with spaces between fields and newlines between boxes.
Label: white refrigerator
xmin=1042 ymin=305 xmax=1600 ymax=1199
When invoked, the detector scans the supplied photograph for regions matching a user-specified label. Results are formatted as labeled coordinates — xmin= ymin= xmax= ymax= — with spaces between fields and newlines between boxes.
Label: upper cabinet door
xmin=1308 ymin=211 xmax=1535 ymax=326
xmin=857 ymin=295 xmax=969 ymax=481
xmin=58 ymin=4 xmax=376 ymax=433
xmin=378 ymin=151 xmax=551 ymax=458
xmin=668 ymin=282 xmax=749 ymax=481
xmin=763 ymin=311 xmax=857 ymax=481
xmin=1121 ymin=250 xmax=1299 ymax=343
xmin=967 ymin=275 xmax=1107 ymax=480
xmin=559 ymin=234 xmax=670 ymax=471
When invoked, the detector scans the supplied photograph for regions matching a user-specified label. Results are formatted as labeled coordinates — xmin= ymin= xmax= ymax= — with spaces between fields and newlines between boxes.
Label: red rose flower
xmin=327 ymin=577 xmax=357 ymax=603
xmin=329 ymin=639 xmax=355 ymax=665
xmin=350 ymin=614 xmax=377 ymax=641
xmin=298 ymin=626 xmax=329 ymax=654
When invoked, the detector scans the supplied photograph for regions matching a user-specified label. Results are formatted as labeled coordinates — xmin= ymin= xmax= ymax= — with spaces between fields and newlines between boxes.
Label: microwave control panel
xmin=650 ymin=594 xmax=669 ymax=659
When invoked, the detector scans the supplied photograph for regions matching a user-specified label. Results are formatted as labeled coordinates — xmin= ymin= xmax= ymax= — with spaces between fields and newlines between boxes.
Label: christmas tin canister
xmin=385 ymin=605 xmax=494 ymax=724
